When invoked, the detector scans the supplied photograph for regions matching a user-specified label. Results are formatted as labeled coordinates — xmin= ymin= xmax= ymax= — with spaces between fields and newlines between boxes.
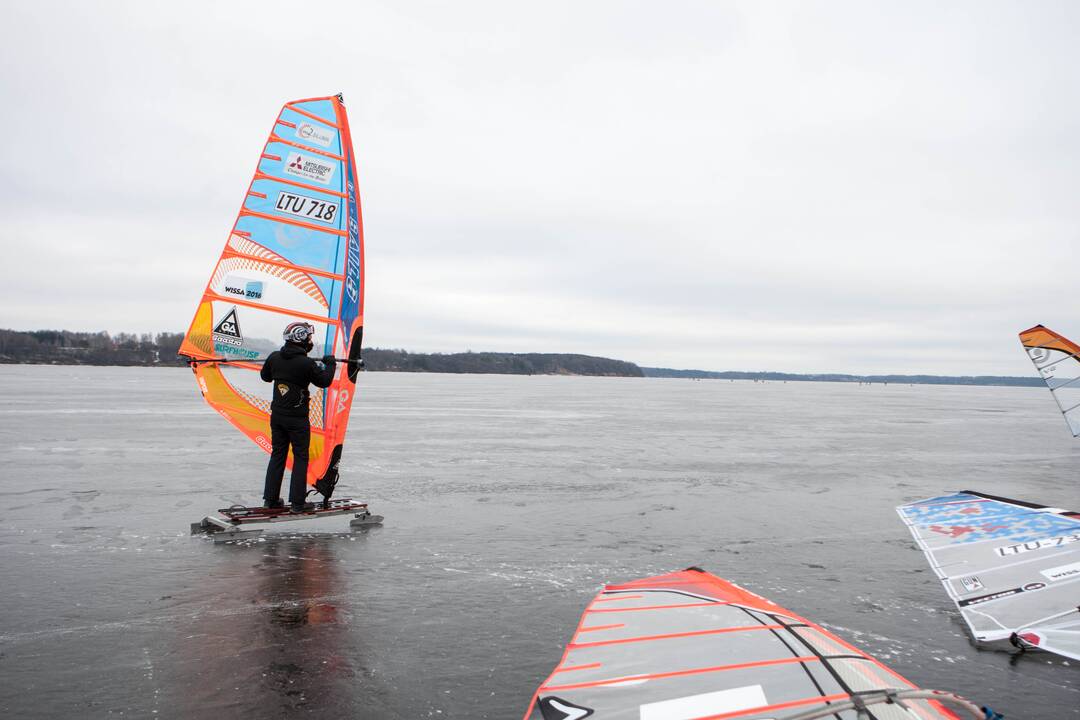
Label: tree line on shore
xmin=0 ymin=329 xmax=186 ymax=366
xmin=0 ymin=329 xmax=1039 ymax=386
xmin=0 ymin=329 xmax=645 ymax=377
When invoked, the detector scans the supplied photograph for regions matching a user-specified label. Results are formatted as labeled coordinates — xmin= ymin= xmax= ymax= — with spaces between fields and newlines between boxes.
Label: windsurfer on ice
xmin=260 ymin=322 xmax=336 ymax=512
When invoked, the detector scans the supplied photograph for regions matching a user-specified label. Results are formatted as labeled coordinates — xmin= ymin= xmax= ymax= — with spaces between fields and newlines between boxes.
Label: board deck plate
xmin=218 ymin=498 xmax=367 ymax=524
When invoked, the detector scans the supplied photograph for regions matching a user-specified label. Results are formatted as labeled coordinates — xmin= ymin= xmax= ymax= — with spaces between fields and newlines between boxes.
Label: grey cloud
xmin=1 ymin=0 xmax=1078 ymax=375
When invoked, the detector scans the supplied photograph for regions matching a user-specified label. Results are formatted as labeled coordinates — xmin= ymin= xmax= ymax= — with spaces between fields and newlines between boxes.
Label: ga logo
xmin=336 ymin=389 xmax=350 ymax=414
xmin=212 ymin=307 xmax=243 ymax=347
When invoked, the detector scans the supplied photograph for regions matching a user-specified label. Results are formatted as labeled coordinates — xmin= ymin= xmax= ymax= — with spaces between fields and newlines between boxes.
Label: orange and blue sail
xmin=179 ymin=95 xmax=364 ymax=497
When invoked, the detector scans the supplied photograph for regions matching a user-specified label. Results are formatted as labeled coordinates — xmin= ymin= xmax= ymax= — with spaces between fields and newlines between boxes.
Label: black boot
xmin=263 ymin=498 xmax=284 ymax=510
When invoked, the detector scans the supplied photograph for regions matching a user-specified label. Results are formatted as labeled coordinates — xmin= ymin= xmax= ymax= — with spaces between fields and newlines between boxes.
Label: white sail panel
xmin=898 ymin=491 xmax=1080 ymax=661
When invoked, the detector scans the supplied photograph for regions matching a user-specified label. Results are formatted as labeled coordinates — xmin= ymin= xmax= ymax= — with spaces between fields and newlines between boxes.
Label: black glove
xmin=322 ymin=354 xmax=336 ymax=365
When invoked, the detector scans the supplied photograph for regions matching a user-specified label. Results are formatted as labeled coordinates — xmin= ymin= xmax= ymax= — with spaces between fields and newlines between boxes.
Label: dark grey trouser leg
xmin=286 ymin=417 xmax=311 ymax=506
xmin=263 ymin=416 xmax=289 ymax=503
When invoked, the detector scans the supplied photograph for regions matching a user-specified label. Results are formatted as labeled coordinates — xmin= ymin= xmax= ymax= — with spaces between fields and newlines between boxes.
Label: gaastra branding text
xmin=296 ymin=122 xmax=335 ymax=148
xmin=284 ymin=152 xmax=335 ymax=185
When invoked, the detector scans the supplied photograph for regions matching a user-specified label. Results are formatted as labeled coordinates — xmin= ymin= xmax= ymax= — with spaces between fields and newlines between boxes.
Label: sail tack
xmin=179 ymin=95 xmax=364 ymax=495
xmin=898 ymin=491 xmax=1080 ymax=661
xmin=1019 ymin=324 xmax=1080 ymax=436
xmin=523 ymin=568 xmax=973 ymax=720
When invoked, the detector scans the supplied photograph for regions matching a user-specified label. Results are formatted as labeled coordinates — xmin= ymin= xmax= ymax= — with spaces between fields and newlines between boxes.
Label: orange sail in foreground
xmin=1019 ymin=324 xmax=1080 ymax=437
xmin=523 ymin=568 xmax=991 ymax=720
xmin=179 ymin=95 xmax=364 ymax=498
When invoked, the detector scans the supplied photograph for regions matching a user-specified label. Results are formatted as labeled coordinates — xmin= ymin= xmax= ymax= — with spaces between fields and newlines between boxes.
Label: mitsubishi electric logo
xmin=284 ymin=152 xmax=335 ymax=185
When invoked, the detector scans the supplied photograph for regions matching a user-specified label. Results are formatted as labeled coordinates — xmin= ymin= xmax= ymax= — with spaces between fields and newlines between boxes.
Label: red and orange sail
xmin=523 ymin=568 xmax=974 ymax=719
xmin=180 ymin=95 xmax=364 ymax=496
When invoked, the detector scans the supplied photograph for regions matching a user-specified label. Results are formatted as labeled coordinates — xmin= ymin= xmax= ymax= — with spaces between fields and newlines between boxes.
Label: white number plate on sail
xmin=995 ymin=533 xmax=1080 ymax=557
xmin=275 ymin=191 xmax=339 ymax=224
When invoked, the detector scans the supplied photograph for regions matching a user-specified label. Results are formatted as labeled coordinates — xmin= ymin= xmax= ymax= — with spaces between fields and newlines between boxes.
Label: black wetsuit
xmin=260 ymin=342 xmax=336 ymax=506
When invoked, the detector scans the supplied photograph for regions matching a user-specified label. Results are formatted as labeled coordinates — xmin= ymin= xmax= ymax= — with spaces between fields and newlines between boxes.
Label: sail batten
xmin=238 ymin=209 xmax=349 ymax=235
xmin=268 ymin=134 xmax=346 ymax=160
xmin=181 ymin=95 xmax=364 ymax=494
xmin=285 ymin=104 xmax=341 ymax=127
xmin=255 ymin=171 xmax=349 ymax=198
xmin=200 ymin=292 xmax=343 ymax=325
xmin=219 ymin=251 xmax=346 ymax=281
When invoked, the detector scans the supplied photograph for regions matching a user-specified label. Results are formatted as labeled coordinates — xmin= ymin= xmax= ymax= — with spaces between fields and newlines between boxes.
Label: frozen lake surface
xmin=1 ymin=365 xmax=1078 ymax=718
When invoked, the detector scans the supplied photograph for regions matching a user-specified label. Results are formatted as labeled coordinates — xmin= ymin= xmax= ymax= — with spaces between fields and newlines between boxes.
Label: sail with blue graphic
xmin=179 ymin=95 xmax=365 ymax=499
xmin=898 ymin=490 xmax=1080 ymax=660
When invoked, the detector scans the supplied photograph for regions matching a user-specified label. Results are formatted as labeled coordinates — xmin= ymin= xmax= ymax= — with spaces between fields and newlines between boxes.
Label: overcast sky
xmin=2 ymin=1 xmax=1077 ymax=374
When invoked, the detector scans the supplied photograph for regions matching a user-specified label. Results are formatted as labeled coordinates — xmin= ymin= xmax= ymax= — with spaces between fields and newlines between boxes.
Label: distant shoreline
xmin=641 ymin=367 xmax=1042 ymax=388
xmin=0 ymin=328 xmax=1041 ymax=387
xmin=0 ymin=360 xmax=1044 ymax=387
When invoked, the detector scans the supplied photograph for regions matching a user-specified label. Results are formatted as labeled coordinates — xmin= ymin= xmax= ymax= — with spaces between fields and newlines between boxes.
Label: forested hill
xmin=0 ymin=330 xmax=644 ymax=377
xmin=0 ymin=329 xmax=186 ymax=366
xmin=361 ymin=349 xmax=643 ymax=376
xmin=641 ymin=366 xmax=1042 ymax=387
